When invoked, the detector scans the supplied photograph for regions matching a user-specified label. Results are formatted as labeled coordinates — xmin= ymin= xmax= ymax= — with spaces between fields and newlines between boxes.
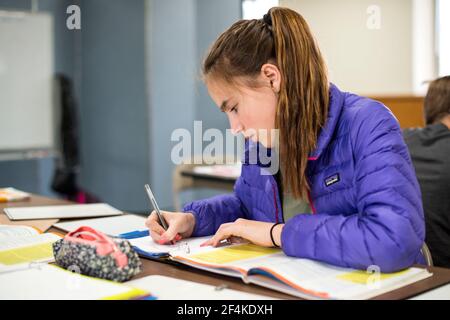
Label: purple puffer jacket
xmin=183 ymin=83 xmax=425 ymax=273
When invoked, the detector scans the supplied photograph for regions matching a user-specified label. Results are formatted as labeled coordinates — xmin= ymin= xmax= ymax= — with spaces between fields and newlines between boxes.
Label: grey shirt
xmin=277 ymin=165 xmax=312 ymax=222
xmin=404 ymin=123 xmax=450 ymax=268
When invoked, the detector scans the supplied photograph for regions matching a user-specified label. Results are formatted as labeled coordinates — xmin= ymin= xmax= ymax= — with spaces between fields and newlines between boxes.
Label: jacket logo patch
xmin=325 ymin=173 xmax=340 ymax=187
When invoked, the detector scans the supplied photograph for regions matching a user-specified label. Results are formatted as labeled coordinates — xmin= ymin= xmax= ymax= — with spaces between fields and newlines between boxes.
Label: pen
xmin=144 ymin=184 xmax=177 ymax=244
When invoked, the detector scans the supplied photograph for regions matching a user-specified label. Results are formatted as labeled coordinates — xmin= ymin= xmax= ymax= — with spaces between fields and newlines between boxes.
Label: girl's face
xmin=206 ymin=64 xmax=281 ymax=147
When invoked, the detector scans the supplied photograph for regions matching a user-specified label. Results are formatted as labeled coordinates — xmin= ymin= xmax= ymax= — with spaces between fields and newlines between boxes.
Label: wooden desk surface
xmin=2 ymin=195 xmax=450 ymax=300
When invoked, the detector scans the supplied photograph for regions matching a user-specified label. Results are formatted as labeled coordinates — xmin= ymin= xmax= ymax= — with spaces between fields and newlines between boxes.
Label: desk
xmin=2 ymin=195 xmax=450 ymax=300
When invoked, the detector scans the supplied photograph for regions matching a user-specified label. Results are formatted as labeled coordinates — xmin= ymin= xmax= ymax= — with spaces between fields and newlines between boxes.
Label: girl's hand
xmin=200 ymin=218 xmax=284 ymax=248
xmin=145 ymin=210 xmax=196 ymax=245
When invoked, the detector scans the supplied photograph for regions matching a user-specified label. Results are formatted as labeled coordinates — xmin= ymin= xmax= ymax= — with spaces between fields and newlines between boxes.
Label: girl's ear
xmin=261 ymin=63 xmax=281 ymax=93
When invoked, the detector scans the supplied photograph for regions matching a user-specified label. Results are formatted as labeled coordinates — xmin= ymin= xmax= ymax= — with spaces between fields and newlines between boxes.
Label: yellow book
xmin=0 ymin=187 xmax=30 ymax=203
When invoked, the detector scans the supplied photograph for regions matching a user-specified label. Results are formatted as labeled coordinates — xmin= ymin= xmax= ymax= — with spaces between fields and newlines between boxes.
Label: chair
xmin=421 ymin=242 xmax=434 ymax=267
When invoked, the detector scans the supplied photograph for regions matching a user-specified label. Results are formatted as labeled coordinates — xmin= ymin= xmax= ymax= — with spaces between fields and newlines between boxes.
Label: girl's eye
xmin=230 ymin=105 xmax=238 ymax=113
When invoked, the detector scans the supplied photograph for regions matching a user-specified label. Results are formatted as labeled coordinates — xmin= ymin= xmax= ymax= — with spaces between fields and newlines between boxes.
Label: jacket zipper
xmin=271 ymin=182 xmax=281 ymax=223
xmin=307 ymin=190 xmax=317 ymax=214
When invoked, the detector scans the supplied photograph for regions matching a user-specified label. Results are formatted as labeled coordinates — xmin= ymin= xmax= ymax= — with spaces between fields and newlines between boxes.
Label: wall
xmin=78 ymin=0 xmax=149 ymax=212
xmin=0 ymin=0 xmax=150 ymax=211
xmin=195 ymin=0 xmax=241 ymax=131
xmin=281 ymin=0 xmax=414 ymax=95
xmin=146 ymin=0 xmax=241 ymax=209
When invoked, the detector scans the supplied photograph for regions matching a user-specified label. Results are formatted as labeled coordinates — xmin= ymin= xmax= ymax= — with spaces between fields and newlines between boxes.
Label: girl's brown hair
xmin=424 ymin=76 xmax=450 ymax=125
xmin=203 ymin=7 xmax=329 ymax=199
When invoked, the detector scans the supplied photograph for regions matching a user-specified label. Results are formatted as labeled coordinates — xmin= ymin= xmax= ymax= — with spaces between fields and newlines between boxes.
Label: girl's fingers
xmin=145 ymin=211 xmax=160 ymax=228
xmin=149 ymin=219 xmax=165 ymax=235
xmin=149 ymin=229 xmax=162 ymax=242
xmin=160 ymin=219 xmax=180 ymax=242
xmin=200 ymin=222 xmax=239 ymax=247
xmin=206 ymin=227 xmax=233 ymax=247
xmin=200 ymin=238 xmax=213 ymax=247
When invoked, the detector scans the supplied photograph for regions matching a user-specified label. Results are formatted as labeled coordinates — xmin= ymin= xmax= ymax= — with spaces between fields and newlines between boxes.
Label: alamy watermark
xmin=66 ymin=5 xmax=81 ymax=30
xmin=170 ymin=121 xmax=280 ymax=175
xmin=366 ymin=5 xmax=381 ymax=30
xmin=366 ymin=265 xmax=382 ymax=289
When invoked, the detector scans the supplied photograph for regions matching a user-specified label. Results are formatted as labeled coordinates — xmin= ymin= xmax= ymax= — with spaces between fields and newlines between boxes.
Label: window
xmin=242 ymin=0 xmax=279 ymax=20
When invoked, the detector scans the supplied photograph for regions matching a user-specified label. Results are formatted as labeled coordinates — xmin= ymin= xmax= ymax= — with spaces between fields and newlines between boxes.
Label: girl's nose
xmin=229 ymin=117 xmax=243 ymax=135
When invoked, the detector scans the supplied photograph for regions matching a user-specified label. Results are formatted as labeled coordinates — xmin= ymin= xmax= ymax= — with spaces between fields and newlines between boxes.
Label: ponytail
xmin=269 ymin=7 xmax=329 ymax=198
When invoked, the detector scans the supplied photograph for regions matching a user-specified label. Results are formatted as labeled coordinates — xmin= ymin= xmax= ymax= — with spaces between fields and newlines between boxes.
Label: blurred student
xmin=404 ymin=76 xmax=450 ymax=268
xmin=147 ymin=7 xmax=425 ymax=272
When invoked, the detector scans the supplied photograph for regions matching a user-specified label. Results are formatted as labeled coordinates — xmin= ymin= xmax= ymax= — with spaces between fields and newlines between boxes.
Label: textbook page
xmin=0 ymin=264 xmax=149 ymax=300
xmin=0 ymin=224 xmax=40 ymax=239
xmin=0 ymin=232 xmax=61 ymax=272
xmin=172 ymin=243 xmax=280 ymax=278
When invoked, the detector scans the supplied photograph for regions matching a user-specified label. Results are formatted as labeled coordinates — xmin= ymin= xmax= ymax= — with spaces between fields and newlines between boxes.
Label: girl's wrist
xmin=184 ymin=212 xmax=196 ymax=237
xmin=273 ymin=223 xmax=284 ymax=247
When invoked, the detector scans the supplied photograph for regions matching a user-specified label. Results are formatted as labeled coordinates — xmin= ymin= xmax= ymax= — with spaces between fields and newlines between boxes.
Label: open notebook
xmin=0 ymin=225 xmax=61 ymax=272
xmin=126 ymin=235 xmax=432 ymax=300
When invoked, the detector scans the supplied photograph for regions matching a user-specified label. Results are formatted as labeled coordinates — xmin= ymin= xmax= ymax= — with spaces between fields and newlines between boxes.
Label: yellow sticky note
xmin=0 ymin=242 xmax=54 ymax=265
xmin=337 ymin=269 xmax=409 ymax=284
xmin=189 ymin=244 xmax=279 ymax=264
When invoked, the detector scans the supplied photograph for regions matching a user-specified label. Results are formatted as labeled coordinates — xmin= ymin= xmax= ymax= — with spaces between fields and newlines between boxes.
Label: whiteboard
xmin=0 ymin=11 xmax=54 ymax=151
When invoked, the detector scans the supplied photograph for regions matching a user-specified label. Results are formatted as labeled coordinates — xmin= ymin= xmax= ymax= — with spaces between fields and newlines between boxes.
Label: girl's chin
xmin=251 ymin=136 xmax=272 ymax=148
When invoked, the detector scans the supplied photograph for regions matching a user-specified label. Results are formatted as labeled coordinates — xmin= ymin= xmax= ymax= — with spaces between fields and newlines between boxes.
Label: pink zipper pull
xmin=112 ymin=250 xmax=128 ymax=268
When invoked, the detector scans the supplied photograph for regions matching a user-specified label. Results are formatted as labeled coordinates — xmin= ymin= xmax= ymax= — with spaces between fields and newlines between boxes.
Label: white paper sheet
xmin=54 ymin=214 xmax=147 ymax=236
xmin=0 ymin=264 xmax=147 ymax=300
xmin=126 ymin=275 xmax=276 ymax=300
xmin=4 ymin=203 xmax=122 ymax=220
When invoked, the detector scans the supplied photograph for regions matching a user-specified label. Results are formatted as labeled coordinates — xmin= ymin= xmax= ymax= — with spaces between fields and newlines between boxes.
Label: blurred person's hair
xmin=424 ymin=75 xmax=450 ymax=125
xmin=202 ymin=7 xmax=328 ymax=200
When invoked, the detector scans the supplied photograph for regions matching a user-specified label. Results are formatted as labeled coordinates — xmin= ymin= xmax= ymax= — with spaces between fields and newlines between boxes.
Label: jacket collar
xmin=242 ymin=139 xmax=273 ymax=167
xmin=308 ymin=83 xmax=345 ymax=160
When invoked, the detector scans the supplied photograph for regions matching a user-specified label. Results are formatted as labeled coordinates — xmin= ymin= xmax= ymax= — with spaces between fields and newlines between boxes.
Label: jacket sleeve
xmin=281 ymin=103 xmax=425 ymax=273
xmin=182 ymin=178 xmax=248 ymax=237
